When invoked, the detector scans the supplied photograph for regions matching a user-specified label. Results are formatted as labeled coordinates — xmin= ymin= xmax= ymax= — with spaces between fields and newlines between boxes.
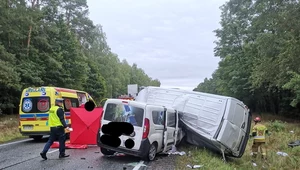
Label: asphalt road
xmin=0 ymin=138 xmax=177 ymax=170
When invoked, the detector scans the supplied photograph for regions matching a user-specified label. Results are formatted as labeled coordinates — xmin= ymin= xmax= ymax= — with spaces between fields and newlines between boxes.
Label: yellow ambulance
xmin=19 ymin=86 xmax=96 ymax=140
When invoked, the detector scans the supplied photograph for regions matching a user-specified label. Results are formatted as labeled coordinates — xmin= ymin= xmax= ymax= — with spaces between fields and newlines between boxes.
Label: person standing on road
xmin=40 ymin=98 xmax=73 ymax=160
xmin=251 ymin=116 xmax=270 ymax=161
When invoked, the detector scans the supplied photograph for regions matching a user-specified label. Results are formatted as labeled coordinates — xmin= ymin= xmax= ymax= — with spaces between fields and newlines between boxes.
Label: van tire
xmin=32 ymin=135 xmax=43 ymax=141
xmin=143 ymin=143 xmax=157 ymax=161
xmin=100 ymin=147 xmax=115 ymax=155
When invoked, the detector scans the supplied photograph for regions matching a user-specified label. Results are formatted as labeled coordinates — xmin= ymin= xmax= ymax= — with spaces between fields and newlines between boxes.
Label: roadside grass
xmin=0 ymin=114 xmax=25 ymax=143
xmin=175 ymin=114 xmax=300 ymax=170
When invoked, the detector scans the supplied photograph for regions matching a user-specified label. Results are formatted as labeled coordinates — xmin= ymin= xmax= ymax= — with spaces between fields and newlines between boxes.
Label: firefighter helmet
xmin=254 ymin=117 xmax=261 ymax=122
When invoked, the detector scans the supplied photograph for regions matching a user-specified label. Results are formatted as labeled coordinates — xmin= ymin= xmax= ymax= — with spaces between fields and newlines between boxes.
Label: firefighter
xmin=251 ymin=116 xmax=270 ymax=161
xmin=40 ymin=98 xmax=73 ymax=160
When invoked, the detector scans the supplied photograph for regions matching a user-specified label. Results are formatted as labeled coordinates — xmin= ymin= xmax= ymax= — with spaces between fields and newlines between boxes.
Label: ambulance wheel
xmin=32 ymin=135 xmax=43 ymax=141
xmin=100 ymin=147 xmax=115 ymax=155
xmin=143 ymin=143 xmax=157 ymax=161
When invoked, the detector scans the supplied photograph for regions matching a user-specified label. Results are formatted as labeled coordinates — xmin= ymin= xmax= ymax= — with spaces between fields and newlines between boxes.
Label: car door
xmin=163 ymin=109 xmax=177 ymax=152
xmin=148 ymin=105 xmax=165 ymax=152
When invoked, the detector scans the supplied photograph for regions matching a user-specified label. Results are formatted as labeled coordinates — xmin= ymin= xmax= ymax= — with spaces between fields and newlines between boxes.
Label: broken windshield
xmin=103 ymin=103 xmax=144 ymax=127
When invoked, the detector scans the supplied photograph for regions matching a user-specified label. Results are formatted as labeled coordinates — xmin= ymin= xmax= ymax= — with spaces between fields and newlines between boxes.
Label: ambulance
xmin=19 ymin=86 xmax=96 ymax=140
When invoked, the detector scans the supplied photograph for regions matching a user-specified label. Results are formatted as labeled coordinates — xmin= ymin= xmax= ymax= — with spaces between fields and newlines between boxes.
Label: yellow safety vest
xmin=48 ymin=106 xmax=64 ymax=127
xmin=252 ymin=123 xmax=268 ymax=142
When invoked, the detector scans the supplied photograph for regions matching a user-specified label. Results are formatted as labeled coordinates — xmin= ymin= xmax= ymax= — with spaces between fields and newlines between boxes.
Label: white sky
xmin=87 ymin=0 xmax=227 ymax=91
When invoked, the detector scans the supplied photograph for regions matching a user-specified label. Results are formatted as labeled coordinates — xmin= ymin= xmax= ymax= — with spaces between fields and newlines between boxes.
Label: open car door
xmin=163 ymin=109 xmax=178 ymax=152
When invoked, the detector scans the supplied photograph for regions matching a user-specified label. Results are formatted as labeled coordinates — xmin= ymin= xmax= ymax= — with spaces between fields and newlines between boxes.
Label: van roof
xmin=23 ymin=86 xmax=86 ymax=93
xmin=142 ymin=86 xmax=236 ymax=100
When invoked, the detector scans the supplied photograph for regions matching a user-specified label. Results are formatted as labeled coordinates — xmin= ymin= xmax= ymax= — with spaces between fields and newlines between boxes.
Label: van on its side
xmin=97 ymin=99 xmax=185 ymax=161
xmin=135 ymin=86 xmax=251 ymax=159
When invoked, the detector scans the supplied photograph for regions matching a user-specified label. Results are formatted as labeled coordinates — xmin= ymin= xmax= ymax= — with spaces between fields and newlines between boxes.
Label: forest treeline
xmin=0 ymin=0 xmax=160 ymax=114
xmin=194 ymin=0 xmax=300 ymax=117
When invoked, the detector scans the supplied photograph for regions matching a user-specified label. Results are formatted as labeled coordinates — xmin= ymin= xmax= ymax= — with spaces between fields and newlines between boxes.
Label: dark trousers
xmin=42 ymin=126 xmax=66 ymax=155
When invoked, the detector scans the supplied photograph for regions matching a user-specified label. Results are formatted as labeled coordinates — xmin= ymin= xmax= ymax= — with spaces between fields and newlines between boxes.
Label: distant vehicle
xmin=135 ymin=86 xmax=251 ymax=159
xmin=97 ymin=99 xmax=185 ymax=161
xmin=118 ymin=95 xmax=135 ymax=100
xmin=19 ymin=86 xmax=96 ymax=140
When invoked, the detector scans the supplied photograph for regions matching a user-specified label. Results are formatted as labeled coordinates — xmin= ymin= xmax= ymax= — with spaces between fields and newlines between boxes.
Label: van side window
xmin=152 ymin=111 xmax=164 ymax=125
xmin=167 ymin=112 xmax=176 ymax=128
xmin=77 ymin=92 xmax=87 ymax=105
xmin=63 ymin=98 xmax=79 ymax=112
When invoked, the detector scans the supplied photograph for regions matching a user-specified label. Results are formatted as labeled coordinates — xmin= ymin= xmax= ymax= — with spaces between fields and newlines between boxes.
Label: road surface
xmin=0 ymin=138 xmax=176 ymax=170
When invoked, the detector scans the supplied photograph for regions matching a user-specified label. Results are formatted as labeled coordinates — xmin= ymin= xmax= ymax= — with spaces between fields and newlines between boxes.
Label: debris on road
xmin=168 ymin=151 xmax=186 ymax=156
xmin=186 ymin=164 xmax=203 ymax=168
xmin=81 ymin=157 xmax=86 ymax=160
xmin=276 ymin=152 xmax=288 ymax=157
xmin=105 ymin=152 xmax=126 ymax=157
xmin=288 ymin=140 xmax=300 ymax=148
xmin=251 ymin=160 xmax=257 ymax=167
xmin=125 ymin=161 xmax=147 ymax=169
xmin=167 ymin=145 xmax=186 ymax=156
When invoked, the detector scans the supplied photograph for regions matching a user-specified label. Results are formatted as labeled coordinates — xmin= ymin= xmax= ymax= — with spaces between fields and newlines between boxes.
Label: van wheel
xmin=32 ymin=135 xmax=43 ymax=141
xmin=100 ymin=147 xmax=115 ymax=155
xmin=143 ymin=143 xmax=157 ymax=161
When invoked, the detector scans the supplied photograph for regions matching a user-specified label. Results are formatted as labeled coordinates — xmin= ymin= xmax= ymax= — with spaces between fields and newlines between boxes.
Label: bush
xmin=268 ymin=120 xmax=286 ymax=132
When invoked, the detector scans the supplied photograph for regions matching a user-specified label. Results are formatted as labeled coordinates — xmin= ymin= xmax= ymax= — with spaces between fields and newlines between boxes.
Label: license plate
xmin=23 ymin=125 xmax=33 ymax=130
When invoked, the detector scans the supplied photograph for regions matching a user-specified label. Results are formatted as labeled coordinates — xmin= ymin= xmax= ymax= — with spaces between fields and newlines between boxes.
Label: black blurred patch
xmin=100 ymin=135 xmax=121 ymax=148
xmin=100 ymin=122 xmax=134 ymax=148
xmin=124 ymin=138 xmax=134 ymax=149
xmin=85 ymin=100 xmax=95 ymax=111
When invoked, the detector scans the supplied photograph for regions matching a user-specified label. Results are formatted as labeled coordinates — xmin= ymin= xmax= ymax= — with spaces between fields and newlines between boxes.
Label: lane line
xmin=1 ymin=157 xmax=38 ymax=169
xmin=48 ymin=149 xmax=59 ymax=153
xmin=1 ymin=149 xmax=59 ymax=169
xmin=0 ymin=139 xmax=32 ymax=147
xmin=133 ymin=161 xmax=146 ymax=170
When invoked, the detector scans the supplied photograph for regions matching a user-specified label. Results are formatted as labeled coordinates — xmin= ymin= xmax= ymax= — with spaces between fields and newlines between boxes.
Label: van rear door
xmin=101 ymin=101 xmax=145 ymax=151
xmin=20 ymin=96 xmax=51 ymax=131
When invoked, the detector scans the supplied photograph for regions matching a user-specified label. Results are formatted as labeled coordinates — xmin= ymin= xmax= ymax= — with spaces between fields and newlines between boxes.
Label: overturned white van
xmin=135 ymin=86 xmax=252 ymax=159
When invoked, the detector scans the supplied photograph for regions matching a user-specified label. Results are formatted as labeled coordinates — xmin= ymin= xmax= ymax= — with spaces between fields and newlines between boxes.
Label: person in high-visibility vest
xmin=251 ymin=116 xmax=270 ymax=161
xmin=40 ymin=98 xmax=73 ymax=160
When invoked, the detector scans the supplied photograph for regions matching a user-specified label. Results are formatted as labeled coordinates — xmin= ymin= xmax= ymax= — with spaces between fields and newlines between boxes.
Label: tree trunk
xmin=27 ymin=25 xmax=32 ymax=56
xmin=27 ymin=0 xmax=37 ymax=56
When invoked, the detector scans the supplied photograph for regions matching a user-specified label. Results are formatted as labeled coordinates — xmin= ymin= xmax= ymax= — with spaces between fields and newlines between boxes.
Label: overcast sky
xmin=87 ymin=0 xmax=226 ymax=91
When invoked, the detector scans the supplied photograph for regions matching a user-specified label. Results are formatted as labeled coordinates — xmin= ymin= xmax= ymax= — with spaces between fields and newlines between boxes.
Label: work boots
xmin=59 ymin=154 xmax=70 ymax=158
xmin=40 ymin=152 xmax=47 ymax=160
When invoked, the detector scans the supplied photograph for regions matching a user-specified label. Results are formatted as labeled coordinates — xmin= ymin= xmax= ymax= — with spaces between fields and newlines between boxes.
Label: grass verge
xmin=175 ymin=114 xmax=300 ymax=170
xmin=0 ymin=114 xmax=25 ymax=144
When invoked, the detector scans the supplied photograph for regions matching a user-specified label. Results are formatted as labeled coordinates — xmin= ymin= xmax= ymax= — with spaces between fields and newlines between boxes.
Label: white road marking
xmin=133 ymin=160 xmax=146 ymax=170
xmin=0 ymin=135 xmax=50 ymax=148
xmin=0 ymin=139 xmax=32 ymax=147
xmin=48 ymin=149 xmax=59 ymax=153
